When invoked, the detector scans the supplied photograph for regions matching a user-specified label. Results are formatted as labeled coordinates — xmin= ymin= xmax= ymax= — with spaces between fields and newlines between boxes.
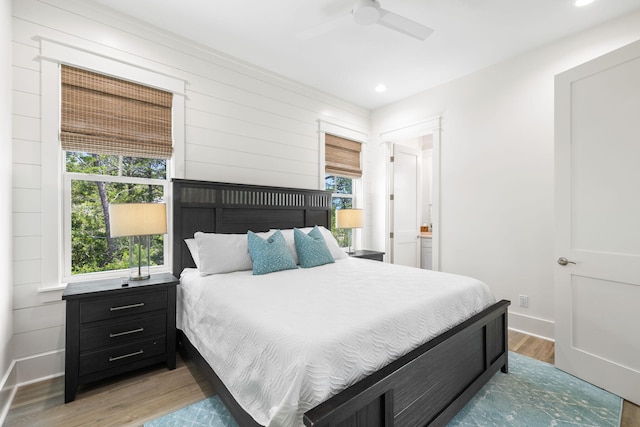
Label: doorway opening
xmin=382 ymin=117 xmax=441 ymax=270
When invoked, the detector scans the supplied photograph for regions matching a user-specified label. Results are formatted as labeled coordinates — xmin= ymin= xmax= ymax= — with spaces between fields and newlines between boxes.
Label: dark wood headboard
xmin=171 ymin=179 xmax=332 ymax=277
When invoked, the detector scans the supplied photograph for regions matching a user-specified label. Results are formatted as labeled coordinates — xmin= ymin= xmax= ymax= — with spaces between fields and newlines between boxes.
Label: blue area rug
xmin=145 ymin=352 xmax=622 ymax=427
xmin=144 ymin=395 xmax=238 ymax=427
xmin=448 ymin=352 xmax=622 ymax=427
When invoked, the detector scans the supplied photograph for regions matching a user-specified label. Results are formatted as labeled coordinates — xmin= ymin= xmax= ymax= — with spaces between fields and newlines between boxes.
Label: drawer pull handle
xmin=109 ymin=349 xmax=143 ymax=362
xmin=110 ymin=302 xmax=144 ymax=311
xmin=109 ymin=327 xmax=144 ymax=338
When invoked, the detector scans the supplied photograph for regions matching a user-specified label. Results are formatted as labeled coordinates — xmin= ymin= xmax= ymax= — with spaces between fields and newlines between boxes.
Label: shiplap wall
xmin=11 ymin=0 xmax=369 ymax=381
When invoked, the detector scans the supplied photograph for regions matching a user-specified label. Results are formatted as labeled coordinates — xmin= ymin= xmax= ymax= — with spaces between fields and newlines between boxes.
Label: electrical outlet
xmin=519 ymin=294 xmax=529 ymax=307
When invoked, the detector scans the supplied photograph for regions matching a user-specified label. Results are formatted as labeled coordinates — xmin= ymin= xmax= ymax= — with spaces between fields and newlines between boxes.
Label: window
xmin=325 ymin=174 xmax=354 ymax=247
xmin=60 ymin=66 xmax=172 ymax=280
xmin=63 ymin=154 xmax=168 ymax=277
xmin=324 ymin=133 xmax=362 ymax=247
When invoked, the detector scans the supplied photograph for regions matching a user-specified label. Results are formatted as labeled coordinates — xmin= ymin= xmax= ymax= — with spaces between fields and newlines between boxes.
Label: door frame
xmin=381 ymin=116 xmax=441 ymax=270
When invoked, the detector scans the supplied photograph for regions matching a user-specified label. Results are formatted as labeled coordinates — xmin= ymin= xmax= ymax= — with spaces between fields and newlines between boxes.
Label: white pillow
xmin=184 ymin=238 xmax=200 ymax=268
xmin=273 ymin=226 xmax=347 ymax=262
xmin=317 ymin=226 xmax=348 ymax=260
xmin=275 ymin=228 xmax=303 ymax=264
xmin=194 ymin=232 xmax=256 ymax=275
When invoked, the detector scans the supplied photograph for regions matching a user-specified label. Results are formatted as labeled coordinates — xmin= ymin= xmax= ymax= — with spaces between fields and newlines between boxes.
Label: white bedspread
xmin=178 ymin=258 xmax=495 ymax=427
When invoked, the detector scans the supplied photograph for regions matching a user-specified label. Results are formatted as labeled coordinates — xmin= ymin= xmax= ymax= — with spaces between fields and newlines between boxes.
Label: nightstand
xmin=350 ymin=250 xmax=385 ymax=262
xmin=62 ymin=272 xmax=178 ymax=403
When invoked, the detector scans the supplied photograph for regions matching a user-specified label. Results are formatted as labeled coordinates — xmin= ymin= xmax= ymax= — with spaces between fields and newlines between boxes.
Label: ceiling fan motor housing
xmin=353 ymin=0 xmax=381 ymax=25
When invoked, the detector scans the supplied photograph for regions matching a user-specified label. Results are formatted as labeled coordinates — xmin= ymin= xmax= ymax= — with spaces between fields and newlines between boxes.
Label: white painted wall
xmin=369 ymin=11 xmax=640 ymax=339
xmin=1 ymin=0 xmax=13 ymax=384
xmin=11 ymin=0 xmax=369 ymax=380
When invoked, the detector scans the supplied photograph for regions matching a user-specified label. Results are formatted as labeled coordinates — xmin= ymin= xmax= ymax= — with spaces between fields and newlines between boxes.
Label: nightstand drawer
xmin=80 ymin=291 xmax=167 ymax=323
xmin=80 ymin=314 xmax=166 ymax=351
xmin=79 ymin=336 xmax=166 ymax=376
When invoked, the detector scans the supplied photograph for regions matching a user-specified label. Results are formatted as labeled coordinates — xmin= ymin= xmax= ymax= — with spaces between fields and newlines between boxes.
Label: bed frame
xmin=171 ymin=178 xmax=510 ymax=427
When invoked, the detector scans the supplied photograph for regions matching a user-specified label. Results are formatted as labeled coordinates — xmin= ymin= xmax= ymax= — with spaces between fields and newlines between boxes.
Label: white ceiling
xmin=90 ymin=0 xmax=640 ymax=110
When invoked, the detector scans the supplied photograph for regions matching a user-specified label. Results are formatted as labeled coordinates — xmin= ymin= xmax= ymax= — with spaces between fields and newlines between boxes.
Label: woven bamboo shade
xmin=60 ymin=65 xmax=173 ymax=159
xmin=325 ymin=134 xmax=362 ymax=178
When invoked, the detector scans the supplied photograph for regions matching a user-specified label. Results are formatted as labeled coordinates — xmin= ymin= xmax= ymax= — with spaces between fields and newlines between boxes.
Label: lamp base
xmin=129 ymin=235 xmax=151 ymax=282
xmin=346 ymin=241 xmax=355 ymax=255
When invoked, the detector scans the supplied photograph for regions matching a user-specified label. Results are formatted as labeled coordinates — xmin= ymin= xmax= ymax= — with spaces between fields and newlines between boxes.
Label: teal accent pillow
xmin=247 ymin=230 xmax=297 ymax=275
xmin=294 ymin=226 xmax=335 ymax=268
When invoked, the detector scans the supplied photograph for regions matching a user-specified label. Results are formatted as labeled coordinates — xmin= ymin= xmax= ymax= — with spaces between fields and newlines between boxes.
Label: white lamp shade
xmin=336 ymin=209 xmax=363 ymax=229
xmin=109 ymin=203 xmax=167 ymax=237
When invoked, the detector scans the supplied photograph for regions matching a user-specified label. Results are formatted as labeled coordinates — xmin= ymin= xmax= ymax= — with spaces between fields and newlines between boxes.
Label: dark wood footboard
xmin=303 ymin=299 xmax=510 ymax=427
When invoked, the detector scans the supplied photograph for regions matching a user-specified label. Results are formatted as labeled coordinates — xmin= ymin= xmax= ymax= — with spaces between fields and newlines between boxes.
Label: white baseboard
xmin=0 ymin=349 xmax=65 ymax=425
xmin=0 ymin=359 xmax=17 ymax=426
xmin=508 ymin=311 xmax=555 ymax=341
xmin=14 ymin=349 xmax=64 ymax=384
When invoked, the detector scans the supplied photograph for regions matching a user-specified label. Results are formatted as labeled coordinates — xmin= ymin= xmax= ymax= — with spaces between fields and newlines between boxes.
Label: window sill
xmin=37 ymin=283 xmax=67 ymax=293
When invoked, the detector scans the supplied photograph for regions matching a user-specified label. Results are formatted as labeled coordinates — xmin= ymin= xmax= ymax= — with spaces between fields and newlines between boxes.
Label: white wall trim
xmin=379 ymin=116 xmax=441 ymax=142
xmin=0 ymin=384 xmax=17 ymax=426
xmin=508 ymin=311 xmax=555 ymax=341
xmin=171 ymin=94 xmax=186 ymax=180
xmin=38 ymin=38 xmax=187 ymax=95
xmin=508 ymin=327 xmax=555 ymax=343
xmin=317 ymin=119 xmax=368 ymax=144
xmin=13 ymin=349 xmax=64 ymax=384
xmin=0 ymin=350 xmax=65 ymax=425
xmin=0 ymin=360 xmax=17 ymax=426
xmin=40 ymin=57 xmax=63 ymax=292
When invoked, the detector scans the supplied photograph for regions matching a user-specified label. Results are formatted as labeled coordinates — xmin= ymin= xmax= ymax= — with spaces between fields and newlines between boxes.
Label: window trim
xmin=40 ymin=39 xmax=185 ymax=287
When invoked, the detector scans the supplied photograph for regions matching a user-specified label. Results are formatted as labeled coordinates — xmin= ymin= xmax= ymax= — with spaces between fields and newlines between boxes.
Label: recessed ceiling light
xmin=574 ymin=0 xmax=595 ymax=7
xmin=375 ymin=84 xmax=387 ymax=93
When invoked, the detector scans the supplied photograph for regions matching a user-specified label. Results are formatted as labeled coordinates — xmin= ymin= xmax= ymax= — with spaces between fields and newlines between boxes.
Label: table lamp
xmin=109 ymin=203 xmax=167 ymax=281
xmin=336 ymin=208 xmax=363 ymax=254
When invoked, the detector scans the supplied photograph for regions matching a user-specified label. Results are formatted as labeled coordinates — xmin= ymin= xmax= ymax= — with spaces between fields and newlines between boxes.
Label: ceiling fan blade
xmin=377 ymin=9 xmax=433 ymax=41
xmin=296 ymin=13 xmax=352 ymax=41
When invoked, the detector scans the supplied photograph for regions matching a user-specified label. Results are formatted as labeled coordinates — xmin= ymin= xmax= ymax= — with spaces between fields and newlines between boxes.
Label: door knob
xmin=557 ymin=257 xmax=576 ymax=266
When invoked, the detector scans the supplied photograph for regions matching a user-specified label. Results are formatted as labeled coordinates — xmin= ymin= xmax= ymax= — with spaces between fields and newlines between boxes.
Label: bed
xmin=171 ymin=179 xmax=510 ymax=427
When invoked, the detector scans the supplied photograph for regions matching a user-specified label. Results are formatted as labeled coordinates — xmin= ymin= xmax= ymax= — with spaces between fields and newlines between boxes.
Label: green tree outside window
xmin=66 ymin=152 xmax=167 ymax=275
xmin=325 ymin=174 xmax=354 ymax=248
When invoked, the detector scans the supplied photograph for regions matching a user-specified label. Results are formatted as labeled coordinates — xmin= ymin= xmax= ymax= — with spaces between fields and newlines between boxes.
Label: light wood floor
xmin=5 ymin=331 xmax=639 ymax=426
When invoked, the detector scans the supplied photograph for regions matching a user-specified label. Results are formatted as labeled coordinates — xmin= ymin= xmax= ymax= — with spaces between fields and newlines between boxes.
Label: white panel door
xmin=392 ymin=144 xmax=420 ymax=267
xmin=554 ymin=39 xmax=640 ymax=405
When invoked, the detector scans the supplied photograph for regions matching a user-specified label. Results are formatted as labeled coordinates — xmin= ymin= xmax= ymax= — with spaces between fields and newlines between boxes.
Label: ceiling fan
xmin=297 ymin=0 xmax=434 ymax=41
